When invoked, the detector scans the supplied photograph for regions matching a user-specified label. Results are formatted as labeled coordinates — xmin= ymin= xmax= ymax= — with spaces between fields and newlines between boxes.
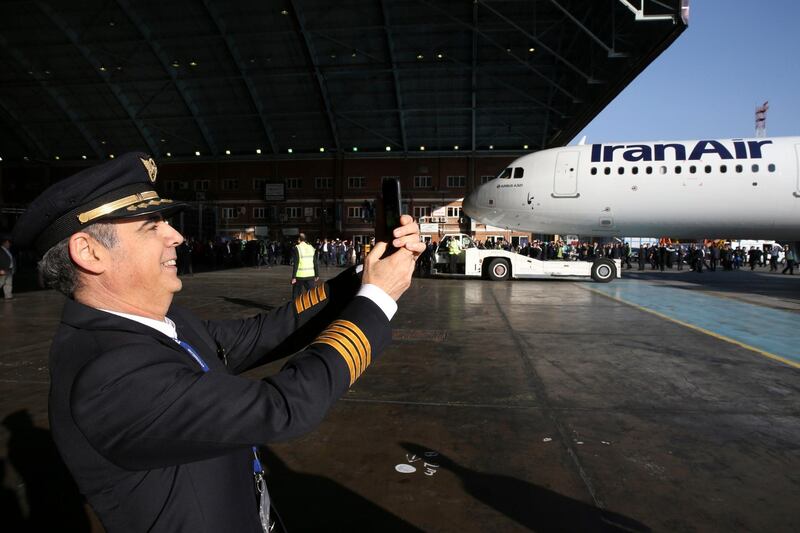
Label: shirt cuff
xmin=357 ymin=283 xmax=397 ymax=321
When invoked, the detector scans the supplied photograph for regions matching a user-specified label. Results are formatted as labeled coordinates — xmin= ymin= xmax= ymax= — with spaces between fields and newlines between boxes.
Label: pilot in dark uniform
xmin=12 ymin=153 xmax=423 ymax=532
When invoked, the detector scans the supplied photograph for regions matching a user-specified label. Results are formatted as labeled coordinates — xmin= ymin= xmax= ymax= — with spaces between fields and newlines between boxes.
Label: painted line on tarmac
xmin=582 ymin=283 xmax=800 ymax=370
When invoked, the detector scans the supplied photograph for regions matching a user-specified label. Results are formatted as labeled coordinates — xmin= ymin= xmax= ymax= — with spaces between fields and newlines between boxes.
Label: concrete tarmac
xmin=1 ymin=265 xmax=798 ymax=532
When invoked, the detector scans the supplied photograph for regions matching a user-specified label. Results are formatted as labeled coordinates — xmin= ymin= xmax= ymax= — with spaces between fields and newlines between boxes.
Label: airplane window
xmin=618 ymin=167 xmax=624 ymax=175
xmin=675 ymin=166 xmax=682 ymax=174
xmin=498 ymin=168 xmax=512 ymax=179
xmin=768 ymin=163 xmax=776 ymax=172
xmin=632 ymin=167 xmax=639 ymax=175
xmin=689 ymin=166 xmax=696 ymax=174
xmin=659 ymin=166 xmax=667 ymax=175
xmin=751 ymin=164 xmax=759 ymax=172
xmin=514 ymin=167 xmax=524 ymax=179
xmin=735 ymin=164 xmax=743 ymax=173
xmin=704 ymin=165 xmax=712 ymax=173
xmin=646 ymin=167 xmax=653 ymax=174
xmin=720 ymin=165 xmax=727 ymax=173
xmin=604 ymin=167 xmax=611 ymax=175
xmin=591 ymin=167 xmax=597 ymax=175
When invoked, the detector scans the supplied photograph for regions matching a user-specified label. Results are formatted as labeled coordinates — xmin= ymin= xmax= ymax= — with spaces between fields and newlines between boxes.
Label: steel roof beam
xmin=471 ymin=0 xmax=478 ymax=152
xmin=416 ymin=0 xmax=579 ymax=102
xmin=36 ymin=1 xmax=161 ymax=157
xmin=335 ymin=113 xmax=400 ymax=149
xmin=0 ymin=34 xmax=103 ymax=160
xmin=479 ymin=1 xmax=598 ymax=82
xmin=288 ymin=0 xmax=341 ymax=153
xmin=379 ymin=0 xmax=407 ymax=153
xmin=115 ymin=0 xmax=218 ymax=156
xmin=547 ymin=0 xmax=624 ymax=57
xmin=201 ymin=0 xmax=278 ymax=155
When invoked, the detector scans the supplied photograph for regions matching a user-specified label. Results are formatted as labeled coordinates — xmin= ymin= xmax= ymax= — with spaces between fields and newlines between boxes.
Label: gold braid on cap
xmin=77 ymin=191 xmax=165 ymax=224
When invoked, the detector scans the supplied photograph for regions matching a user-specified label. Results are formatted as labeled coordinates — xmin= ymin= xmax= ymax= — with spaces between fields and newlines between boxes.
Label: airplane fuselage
xmin=463 ymin=137 xmax=800 ymax=240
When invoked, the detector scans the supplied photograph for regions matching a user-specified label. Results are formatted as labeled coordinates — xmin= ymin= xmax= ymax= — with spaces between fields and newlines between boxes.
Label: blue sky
xmin=572 ymin=0 xmax=799 ymax=143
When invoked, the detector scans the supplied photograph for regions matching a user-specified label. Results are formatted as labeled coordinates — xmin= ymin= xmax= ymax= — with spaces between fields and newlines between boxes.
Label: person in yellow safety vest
xmin=447 ymin=237 xmax=462 ymax=274
xmin=291 ymin=233 xmax=319 ymax=300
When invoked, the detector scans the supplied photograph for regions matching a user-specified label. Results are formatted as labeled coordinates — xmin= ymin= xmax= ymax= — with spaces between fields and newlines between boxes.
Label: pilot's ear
xmin=69 ymin=232 xmax=108 ymax=274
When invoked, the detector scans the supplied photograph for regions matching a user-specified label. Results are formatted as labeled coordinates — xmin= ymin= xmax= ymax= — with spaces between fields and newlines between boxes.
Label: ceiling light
xmin=100 ymin=140 xmax=106 ymax=145
xmin=195 ymin=151 xmax=200 ymax=156
xmin=281 ymin=9 xmax=288 ymax=15
xmin=385 ymin=146 xmax=391 ymax=151
xmin=109 ymin=154 xmax=115 ymax=158
xmin=109 ymin=21 xmax=115 ymax=27
xmin=416 ymin=53 xmax=424 ymax=60
xmin=55 ymin=155 xmax=60 ymax=160
xmin=420 ymin=145 xmax=425 ymax=151
xmin=287 ymin=148 xmax=293 ymax=153
xmin=44 ymin=70 xmax=50 ymax=75
xmin=99 ymin=66 xmax=106 ymax=72
xmin=523 ymin=144 xmax=529 ymax=149
xmin=352 ymin=147 xmax=358 ymax=152
xmin=166 ymin=152 xmax=172 ymax=157
xmin=256 ymin=148 xmax=262 ymax=154
xmin=0 ymin=156 xmax=3 ymax=161
xmin=528 ymin=47 xmax=535 ymax=53
xmin=189 ymin=61 xmax=198 ymax=67
xmin=171 ymin=61 xmax=180 ymax=68
xmin=436 ymin=53 xmax=443 ymax=59
xmin=506 ymin=47 xmax=511 ymax=53
xmin=225 ymin=149 xmax=231 ymax=155
xmin=351 ymin=51 xmax=357 ymax=58
xmin=453 ymin=145 xmax=459 ymax=150
xmin=116 ymin=66 xmax=122 ymax=71
xmin=329 ymin=53 xmax=336 ymax=59
xmin=319 ymin=147 xmax=325 ymax=152
xmin=161 ymin=138 xmax=166 ymax=143
xmin=489 ymin=145 xmax=494 ymax=150
xmin=82 ymin=155 xmax=87 ymax=160
xmin=24 ymin=156 xmax=29 ymax=161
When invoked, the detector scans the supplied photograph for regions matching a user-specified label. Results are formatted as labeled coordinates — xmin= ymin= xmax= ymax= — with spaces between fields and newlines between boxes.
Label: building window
xmin=447 ymin=175 xmax=466 ymax=188
xmin=252 ymin=178 xmax=266 ymax=191
xmin=347 ymin=206 xmax=365 ymax=218
xmin=221 ymin=207 xmax=238 ymax=219
xmin=414 ymin=206 xmax=430 ymax=219
xmin=480 ymin=175 xmax=494 ymax=184
xmin=286 ymin=207 xmax=302 ymax=219
xmin=194 ymin=179 xmax=210 ymax=191
xmin=286 ymin=178 xmax=303 ymax=189
xmin=446 ymin=206 xmax=461 ymax=218
xmin=414 ymin=175 xmax=432 ymax=188
xmin=315 ymin=177 xmax=333 ymax=189
xmin=253 ymin=207 xmax=266 ymax=219
xmin=348 ymin=176 xmax=365 ymax=189
xmin=222 ymin=178 xmax=239 ymax=191
xmin=164 ymin=181 xmax=188 ymax=192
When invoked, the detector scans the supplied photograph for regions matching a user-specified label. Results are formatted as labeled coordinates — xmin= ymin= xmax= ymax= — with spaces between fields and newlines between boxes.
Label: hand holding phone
xmin=375 ymin=177 xmax=402 ymax=258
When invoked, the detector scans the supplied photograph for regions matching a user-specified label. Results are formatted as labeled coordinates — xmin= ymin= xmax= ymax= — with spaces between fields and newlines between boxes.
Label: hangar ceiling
xmin=0 ymin=0 xmax=687 ymax=162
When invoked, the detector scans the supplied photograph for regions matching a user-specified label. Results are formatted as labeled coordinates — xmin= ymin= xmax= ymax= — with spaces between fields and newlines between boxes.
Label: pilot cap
xmin=12 ymin=152 xmax=186 ymax=255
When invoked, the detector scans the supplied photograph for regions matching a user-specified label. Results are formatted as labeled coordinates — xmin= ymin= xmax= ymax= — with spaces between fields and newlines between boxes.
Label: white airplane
xmin=463 ymin=136 xmax=800 ymax=241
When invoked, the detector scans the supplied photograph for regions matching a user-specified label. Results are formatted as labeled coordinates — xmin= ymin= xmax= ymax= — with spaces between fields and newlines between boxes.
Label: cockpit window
xmin=513 ymin=167 xmax=524 ymax=179
xmin=497 ymin=168 xmax=512 ymax=179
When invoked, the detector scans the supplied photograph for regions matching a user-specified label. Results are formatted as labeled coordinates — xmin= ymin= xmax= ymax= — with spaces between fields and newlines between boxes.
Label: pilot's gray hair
xmin=38 ymin=222 xmax=118 ymax=297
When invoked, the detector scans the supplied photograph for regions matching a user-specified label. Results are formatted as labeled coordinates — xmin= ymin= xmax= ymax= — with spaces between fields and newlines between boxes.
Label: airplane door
xmin=553 ymin=151 xmax=579 ymax=198
xmin=795 ymin=144 xmax=800 ymax=197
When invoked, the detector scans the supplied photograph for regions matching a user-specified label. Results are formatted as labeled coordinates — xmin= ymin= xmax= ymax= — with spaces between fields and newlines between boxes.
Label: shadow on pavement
xmin=401 ymin=442 xmax=650 ymax=533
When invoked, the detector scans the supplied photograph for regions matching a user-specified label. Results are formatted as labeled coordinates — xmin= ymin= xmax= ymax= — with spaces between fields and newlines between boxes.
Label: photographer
xmin=12 ymin=153 xmax=424 ymax=532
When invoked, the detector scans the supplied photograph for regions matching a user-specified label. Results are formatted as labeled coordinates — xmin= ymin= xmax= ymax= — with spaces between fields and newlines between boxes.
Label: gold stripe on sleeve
xmin=314 ymin=336 xmax=357 ymax=385
xmin=317 ymin=284 xmax=327 ymax=302
xmin=294 ymin=294 xmax=305 ymax=314
xmin=309 ymin=287 xmax=319 ymax=306
xmin=302 ymin=290 xmax=312 ymax=310
xmin=326 ymin=325 xmax=365 ymax=375
xmin=318 ymin=331 xmax=362 ymax=377
xmin=333 ymin=320 xmax=372 ymax=367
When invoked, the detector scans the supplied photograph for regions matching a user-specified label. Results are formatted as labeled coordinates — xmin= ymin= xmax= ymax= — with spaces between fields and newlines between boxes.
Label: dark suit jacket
xmin=48 ymin=268 xmax=390 ymax=532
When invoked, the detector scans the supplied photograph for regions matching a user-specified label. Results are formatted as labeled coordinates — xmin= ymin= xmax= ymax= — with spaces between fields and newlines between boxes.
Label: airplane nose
xmin=463 ymin=186 xmax=486 ymax=219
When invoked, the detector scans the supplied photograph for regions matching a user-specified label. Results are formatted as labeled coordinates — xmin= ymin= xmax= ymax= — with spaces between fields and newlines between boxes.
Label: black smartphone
xmin=375 ymin=177 xmax=402 ymax=257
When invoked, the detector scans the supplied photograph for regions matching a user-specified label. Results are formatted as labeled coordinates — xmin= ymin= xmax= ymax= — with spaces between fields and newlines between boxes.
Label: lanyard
xmin=175 ymin=340 xmax=264 ymax=476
